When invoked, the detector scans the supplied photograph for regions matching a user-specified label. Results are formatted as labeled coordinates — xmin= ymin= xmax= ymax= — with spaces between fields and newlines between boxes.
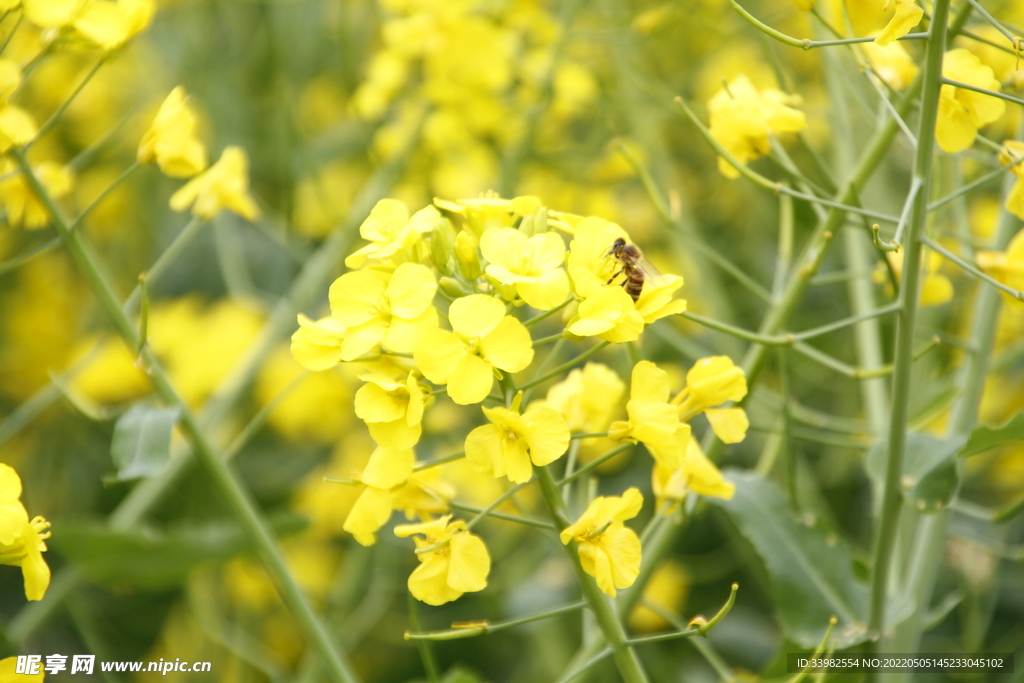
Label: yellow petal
xmin=502 ymin=435 xmax=533 ymax=483
xmin=630 ymin=361 xmax=671 ymax=403
xmin=479 ymin=316 xmax=534 ymax=373
xmin=413 ymin=330 xmax=466 ymax=384
xmin=578 ymin=540 xmax=618 ymax=596
xmin=465 ymin=424 xmax=506 ymax=478
xmin=681 ymin=438 xmax=735 ymax=500
xmin=601 ymin=524 xmax=641 ymax=589
xmin=516 ymin=268 xmax=570 ymax=310
xmin=290 ymin=315 xmax=345 ymax=371
xmin=521 ymin=407 xmax=570 ymax=466
xmin=447 ymin=531 xmax=491 ymax=593
xmin=329 ymin=269 xmax=390 ymax=327
xmin=368 ymin=418 xmax=422 ymax=450
xmin=343 ymin=487 xmax=393 ymax=546
xmin=386 ymin=263 xmax=437 ymax=319
xmin=704 ymin=407 xmax=749 ymax=444
xmin=407 ymin=553 xmax=462 ymax=605
xmin=449 ymin=294 xmax=506 ymax=338
xmin=447 ymin=353 xmax=495 ymax=405
xmin=360 ymin=447 xmax=414 ymax=489
xmin=384 ymin=306 xmax=438 ymax=353
xmin=354 ymin=381 xmax=407 ymax=423
xmin=874 ymin=1 xmax=923 ymax=46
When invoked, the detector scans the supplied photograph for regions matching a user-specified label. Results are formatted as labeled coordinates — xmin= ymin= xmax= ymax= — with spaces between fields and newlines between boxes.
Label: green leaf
xmin=709 ymin=470 xmax=868 ymax=649
xmin=49 ymin=515 xmax=307 ymax=588
xmin=866 ymin=432 xmax=965 ymax=514
xmin=109 ymin=404 xmax=180 ymax=481
xmin=959 ymin=411 xmax=1024 ymax=459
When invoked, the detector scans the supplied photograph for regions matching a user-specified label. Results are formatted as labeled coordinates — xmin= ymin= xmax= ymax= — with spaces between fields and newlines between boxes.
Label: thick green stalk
xmin=11 ymin=148 xmax=362 ymax=683
xmin=534 ymin=466 xmax=650 ymax=683
xmin=867 ymin=0 xmax=950 ymax=645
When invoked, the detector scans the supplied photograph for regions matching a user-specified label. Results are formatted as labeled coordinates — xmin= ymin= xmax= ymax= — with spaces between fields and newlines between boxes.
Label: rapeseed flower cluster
xmin=292 ymin=195 xmax=742 ymax=603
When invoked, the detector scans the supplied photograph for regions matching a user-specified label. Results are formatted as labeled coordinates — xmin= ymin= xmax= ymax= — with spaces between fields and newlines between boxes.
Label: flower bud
xmin=430 ymin=226 xmax=454 ymax=275
xmin=439 ymin=276 xmax=469 ymax=298
xmin=454 ymin=231 xmax=482 ymax=280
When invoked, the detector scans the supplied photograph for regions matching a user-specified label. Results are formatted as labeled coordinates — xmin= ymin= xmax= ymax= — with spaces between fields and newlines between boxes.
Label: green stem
xmin=407 ymin=594 xmax=440 ymax=683
xmin=465 ymin=482 xmax=529 ymax=530
xmin=534 ymin=465 xmax=650 ymax=683
xmin=680 ymin=303 xmax=900 ymax=346
xmin=413 ymin=451 xmax=465 ymax=472
xmin=519 ymin=341 xmax=610 ymax=391
xmin=406 ymin=601 xmax=587 ymax=641
xmin=941 ymin=78 xmax=1024 ymax=107
xmin=623 ymin=583 xmax=737 ymax=645
xmin=556 ymin=444 xmax=633 ymax=486
xmin=921 ymin=235 xmax=1023 ymax=301
xmin=70 ymin=162 xmax=141 ymax=230
xmin=123 ymin=215 xmax=206 ymax=314
xmin=11 ymin=147 xmax=361 ymax=683
xmin=27 ymin=55 xmax=107 ymax=149
xmin=727 ymin=0 xmax=924 ymax=49
xmin=447 ymin=501 xmax=554 ymax=530
xmin=867 ymin=0 xmax=950 ymax=646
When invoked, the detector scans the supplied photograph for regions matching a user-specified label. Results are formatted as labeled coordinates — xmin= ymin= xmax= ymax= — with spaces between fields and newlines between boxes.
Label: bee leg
xmin=606 ymin=269 xmax=623 ymax=284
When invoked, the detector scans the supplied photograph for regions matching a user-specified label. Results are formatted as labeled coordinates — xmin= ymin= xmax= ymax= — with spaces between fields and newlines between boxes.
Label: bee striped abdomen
xmin=622 ymin=265 xmax=644 ymax=301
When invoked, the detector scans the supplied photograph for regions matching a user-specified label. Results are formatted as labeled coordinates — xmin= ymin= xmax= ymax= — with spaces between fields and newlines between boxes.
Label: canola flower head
xmin=23 ymin=0 xmax=87 ymax=28
xmin=874 ymin=0 xmax=923 ymax=47
xmin=169 ymin=146 xmax=259 ymax=220
xmin=674 ymin=356 xmax=750 ymax=444
xmin=465 ymin=396 xmax=570 ymax=484
xmin=342 ymin=446 xmax=416 ymax=546
xmin=936 ymin=49 xmax=1006 ymax=154
xmin=290 ymin=314 xmax=347 ymax=371
xmin=346 ymin=199 xmax=442 ymax=269
xmin=0 ymin=656 xmax=45 ymax=683
xmin=0 ymin=464 xmax=51 ymax=602
xmin=329 ymin=262 xmax=438 ymax=361
xmin=413 ymin=294 xmax=533 ymax=405
xmin=560 ymin=487 xmax=643 ymax=597
xmin=652 ymin=436 xmax=735 ymax=508
xmin=354 ymin=370 xmax=426 ymax=449
xmin=73 ymin=0 xmax=155 ymax=51
xmin=608 ymin=361 xmax=686 ymax=470
xmin=530 ymin=362 xmax=624 ymax=434
xmin=566 ymin=285 xmax=645 ymax=343
xmin=0 ymin=60 xmax=21 ymax=102
xmin=480 ymin=227 xmax=569 ymax=310
xmin=707 ymin=74 xmax=806 ymax=179
xmin=138 ymin=86 xmax=208 ymax=178
xmin=0 ymin=103 xmax=38 ymax=153
xmin=395 ymin=515 xmax=491 ymax=606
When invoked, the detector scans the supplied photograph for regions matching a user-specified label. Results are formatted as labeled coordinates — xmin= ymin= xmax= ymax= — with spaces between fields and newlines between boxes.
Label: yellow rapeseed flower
xmin=413 ymin=294 xmax=533 ymax=405
xmin=0 ymin=656 xmax=45 ymax=683
xmin=329 ymin=262 xmax=438 ymax=361
xmin=465 ymin=395 xmax=570 ymax=484
xmin=73 ymin=0 xmax=155 ymax=50
xmin=169 ymin=146 xmax=259 ymax=220
xmin=634 ymin=274 xmax=687 ymax=323
xmin=976 ymin=229 xmax=1024 ymax=295
xmin=566 ymin=216 xmax=628 ymax=298
xmin=345 ymin=199 xmax=441 ymax=269
xmin=708 ymin=74 xmax=806 ymax=179
xmin=342 ymin=446 xmax=415 ymax=546
xmin=608 ymin=361 xmax=686 ymax=469
xmin=0 ymin=161 xmax=74 ymax=229
xmin=0 ymin=103 xmax=36 ymax=153
xmin=395 ymin=515 xmax=491 ymax=606
xmin=566 ymin=286 xmax=645 ymax=343
xmin=652 ymin=436 xmax=735 ymax=510
xmin=877 ymin=250 xmax=954 ymax=307
xmin=560 ymin=487 xmax=643 ymax=597
xmin=137 ymin=87 xmax=208 ymax=178
xmin=874 ymin=0 xmax=923 ymax=47
xmin=861 ymin=40 xmax=919 ymax=90
xmin=936 ymin=49 xmax=1005 ymax=154
xmin=673 ymin=356 xmax=750 ymax=444
xmin=354 ymin=370 xmax=426 ymax=449
xmin=531 ymin=362 xmax=624 ymax=435
xmin=290 ymin=314 xmax=347 ymax=371
xmin=998 ymin=141 xmax=1024 ymax=220
xmin=481 ymin=227 xmax=570 ymax=310
xmin=23 ymin=0 xmax=86 ymax=27
xmin=0 ymin=464 xmax=51 ymax=601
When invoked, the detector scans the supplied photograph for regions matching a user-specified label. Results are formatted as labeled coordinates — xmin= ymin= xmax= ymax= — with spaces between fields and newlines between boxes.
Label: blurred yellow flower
xmin=137 ymin=86 xmax=207 ymax=178
xmin=861 ymin=40 xmax=919 ymax=90
xmin=290 ymin=314 xmax=346 ymax=371
xmin=330 ymin=262 xmax=438 ymax=361
xmin=169 ymin=146 xmax=259 ymax=220
xmin=608 ymin=361 xmax=686 ymax=469
xmin=254 ymin=345 xmax=352 ymax=443
xmin=708 ymin=74 xmax=806 ymax=179
xmin=465 ymin=397 xmax=570 ymax=484
xmin=998 ymin=140 xmax=1024 ymax=220
xmin=878 ymin=250 xmax=954 ymax=307
xmin=652 ymin=436 xmax=735 ymax=508
xmin=674 ymin=356 xmax=749 ymax=444
xmin=69 ymin=335 xmax=149 ymax=404
xmin=560 ymin=487 xmax=643 ymax=597
xmin=413 ymin=294 xmax=533 ymax=405
xmin=628 ymin=559 xmax=688 ymax=631
xmin=0 ymin=60 xmax=21 ymax=100
xmin=73 ymin=0 xmax=155 ymax=50
xmin=0 ymin=161 xmax=74 ymax=229
xmin=0 ymin=464 xmax=51 ymax=601
xmin=345 ymin=199 xmax=441 ymax=269
xmin=355 ymin=370 xmax=426 ymax=449
xmin=0 ymin=656 xmax=45 ymax=682
xmin=936 ymin=49 xmax=1005 ymax=154
xmin=481 ymin=227 xmax=570 ymax=310
xmin=531 ymin=362 xmax=624 ymax=435
xmin=0 ymin=104 xmax=37 ymax=152
xmin=874 ymin=0 xmax=923 ymax=47
xmin=566 ymin=286 xmax=645 ymax=343
xmin=395 ymin=515 xmax=491 ymax=605
xmin=976 ymin=229 xmax=1024 ymax=295
xmin=23 ymin=0 xmax=85 ymax=27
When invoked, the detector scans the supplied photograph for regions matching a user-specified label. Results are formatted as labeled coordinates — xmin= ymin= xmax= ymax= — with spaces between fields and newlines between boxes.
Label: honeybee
xmin=606 ymin=237 xmax=662 ymax=302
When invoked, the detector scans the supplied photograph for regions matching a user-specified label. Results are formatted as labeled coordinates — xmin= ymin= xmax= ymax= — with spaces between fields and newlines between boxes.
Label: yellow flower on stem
xmin=23 ymin=0 xmax=86 ymax=27
xmin=345 ymin=199 xmax=441 ymax=269
xmin=413 ymin=294 xmax=533 ymax=405
xmin=673 ymin=356 xmax=749 ymax=444
xmin=560 ymin=487 xmax=643 ymax=597
xmin=997 ymin=141 xmax=1024 ymax=220
xmin=608 ymin=361 xmax=686 ymax=469
xmin=342 ymin=446 xmax=415 ymax=546
xmin=0 ymin=161 xmax=74 ymax=230
xmin=329 ymin=262 xmax=438 ymax=361
xmin=566 ymin=286 xmax=645 ymax=343
xmin=355 ymin=371 xmax=426 ymax=449
xmin=874 ymin=0 xmax=923 ymax=47
xmin=73 ymin=0 xmax=154 ymax=50
xmin=0 ymin=104 xmax=36 ymax=153
xmin=0 ymin=464 xmax=51 ymax=601
xmin=480 ymin=227 xmax=569 ymax=309
xmin=878 ymin=250 xmax=954 ymax=307
xmin=530 ymin=362 xmax=624 ymax=434
xmin=861 ymin=40 xmax=919 ymax=90
xmin=566 ymin=216 xmax=629 ymax=298
xmin=290 ymin=314 xmax=347 ymax=371
xmin=465 ymin=393 xmax=570 ymax=484
xmin=169 ymin=146 xmax=260 ymax=220
xmin=652 ymin=436 xmax=735 ymax=510
xmin=708 ymin=74 xmax=806 ymax=179
xmin=395 ymin=515 xmax=491 ymax=606
xmin=391 ymin=469 xmax=455 ymax=520
xmin=138 ymin=86 xmax=208 ymax=178
xmin=634 ymin=274 xmax=687 ymax=323
xmin=976 ymin=229 xmax=1024 ymax=295
xmin=936 ymin=49 xmax=1006 ymax=154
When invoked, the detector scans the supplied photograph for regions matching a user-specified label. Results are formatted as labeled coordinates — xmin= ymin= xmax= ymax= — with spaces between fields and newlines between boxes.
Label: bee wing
xmin=634 ymin=254 xmax=666 ymax=284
